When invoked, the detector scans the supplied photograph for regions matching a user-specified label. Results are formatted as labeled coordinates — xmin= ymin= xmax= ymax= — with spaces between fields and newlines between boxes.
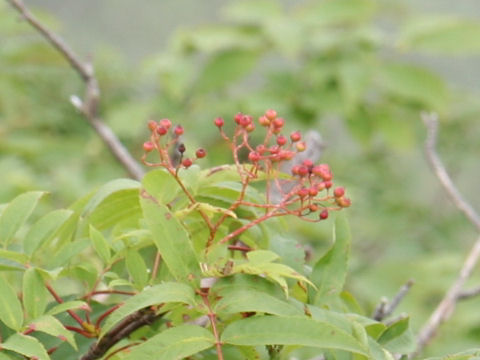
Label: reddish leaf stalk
xmin=96 ymin=303 xmax=123 ymax=328
xmin=199 ymin=290 xmax=224 ymax=360
xmin=46 ymin=283 xmax=87 ymax=329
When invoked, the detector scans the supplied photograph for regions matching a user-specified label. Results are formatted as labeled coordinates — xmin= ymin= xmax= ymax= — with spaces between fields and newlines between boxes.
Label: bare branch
xmin=373 ymin=280 xmax=414 ymax=321
xmin=410 ymin=113 xmax=480 ymax=358
xmin=6 ymin=0 xmax=145 ymax=180
xmin=457 ymin=285 xmax=480 ymax=300
xmin=421 ymin=112 xmax=480 ymax=231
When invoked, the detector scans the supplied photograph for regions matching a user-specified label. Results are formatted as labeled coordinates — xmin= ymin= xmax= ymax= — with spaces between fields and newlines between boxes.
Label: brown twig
xmin=198 ymin=290 xmax=224 ymax=360
xmin=6 ymin=0 xmax=145 ymax=180
xmin=457 ymin=285 xmax=480 ymax=300
xmin=410 ymin=113 xmax=480 ymax=358
xmin=373 ymin=280 xmax=414 ymax=321
xmin=81 ymin=308 xmax=161 ymax=360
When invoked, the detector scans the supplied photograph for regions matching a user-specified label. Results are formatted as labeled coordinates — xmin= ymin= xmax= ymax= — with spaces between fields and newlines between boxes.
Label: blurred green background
xmin=2 ymin=0 xmax=480 ymax=356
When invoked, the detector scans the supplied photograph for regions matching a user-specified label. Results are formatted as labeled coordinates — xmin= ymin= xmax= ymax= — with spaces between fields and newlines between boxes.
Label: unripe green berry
xmin=296 ymin=141 xmax=306 ymax=152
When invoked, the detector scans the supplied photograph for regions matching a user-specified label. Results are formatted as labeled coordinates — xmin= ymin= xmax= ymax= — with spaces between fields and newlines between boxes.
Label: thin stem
xmin=46 ymin=284 xmax=87 ymax=329
xmin=96 ymin=304 xmax=122 ymax=328
xmin=199 ymin=290 xmax=224 ymax=360
xmin=151 ymin=251 xmax=162 ymax=282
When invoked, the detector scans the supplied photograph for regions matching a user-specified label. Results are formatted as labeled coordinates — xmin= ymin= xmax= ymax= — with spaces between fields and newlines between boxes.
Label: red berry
xmin=245 ymin=123 xmax=255 ymax=132
xmin=156 ymin=126 xmax=168 ymax=135
xmin=178 ymin=143 xmax=186 ymax=153
xmin=248 ymin=151 xmax=261 ymax=162
xmin=308 ymin=187 xmax=318 ymax=197
xmin=182 ymin=158 xmax=193 ymax=168
xmin=159 ymin=118 xmax=172 ymax=129
xmin=272 ymin=117 xmax=285 ymax=128
xmin=297 ymin=165 xmax=309 ymax=177
xmin=309 ymin=204 xmax=318 ymax=212
xmin=312 ymin=164 xmax=332 ymax=180
xmin=298 ymin=188 xmax=309 ymax=198
xmin=276 ymin=135 xmax=287 ymax=146
xmin=256 ymin=144 xmax=267 ymax=154
xmin=269 ymin=145 xmax=280 ymax=154
xmin=324 ymin=180 xmax=332 ymax=189
xmin=319 ymin=209 xmax=329 ymax=220
xmin=296 ymin=141 xmax=306 ymax=152
xmin=234 ymin=112 xmax=244 ymax=124
xmin=336 ymin=196 xmax=351 ymax=208
xmin=214 ymin=117 xmax=225 ymax=127
xmin=258 ymin=116 xmax=270 ymax=126
xmin=174 ymin=125 xmax=184 ymax=136
xmin=279 ymin=150 xmax=295 ymax=160
xmin=196 ymin=148 xmax=206 ymax=158
xmin=334 ymin=187 xmax=345 ymax=197
xmin=290 ymin=131 xmax=301 ymax=142
xmin=239 ymin=115 xmax=252 ymax=127
xmin=291 ymin=165 xmax=301 ymax=175
xmin=302 ymin=159 xmax=314 ymax=168
xmin=265 ymin=109 xmax=277 ymax=121
xmin=148 ymin=120 xmax=157 ymax=131
xmin=143 ymin=141 xmax=155 ymax=152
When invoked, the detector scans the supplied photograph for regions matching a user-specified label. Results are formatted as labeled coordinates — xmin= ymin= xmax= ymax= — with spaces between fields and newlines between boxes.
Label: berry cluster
xmin=141 ymin=110 xmax=350 ymax=250
xmin=213 ymin=110 xmax=351 ymax=222
xmin=142 ymin=118 xmax=206 ymax=171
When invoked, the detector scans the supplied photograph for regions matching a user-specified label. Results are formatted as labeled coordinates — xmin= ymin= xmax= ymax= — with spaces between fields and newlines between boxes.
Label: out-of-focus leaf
xmin=0 ymin=250 xmax=28 ymax=265
xmin=311 ymin=213 xmax=351 ymax=306
xmin=140 ymin=195 xmax=200 ymax=283
xmin=222 ymin=0 xmax=282 ymax=23
xmin=378 ymin=63 xmax=448 ymax=112
xmin=24 ymin=209 xmax=73 ymax=257
xmin=125 ymin=249 xmax=148 ymax=289
xmin=301 ymin=0 xmax=377 ymax=25
xmin=28 ymin=315 xmax=77 ymax=350
xmin=89 ymin=225 xmax=111 ymax=263
xmin=100 ymin=282 xmax=195 ymax=337
xmin=22 ymin=267 xmax=48 ymax=320
xmin=399 ymin=17 xmax=480 ymax=54
xmin=222 ymin=316 xmax=369 ymax=356
xmin=0 ymin=191 xmax=45 ymax=247
xmin=1 ymin=333 xmax=49 ymax=360
xmin=122 ymin=324 xmax=215 ymax=360
xmin=0 ymin=276 xmax=23 ymax=330
xmin=196 ymin=49 xmax=260 ymax=92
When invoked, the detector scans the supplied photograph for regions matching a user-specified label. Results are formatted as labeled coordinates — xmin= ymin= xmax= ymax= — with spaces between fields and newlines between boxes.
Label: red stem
xmin=199 ymin=290 xmax=224 ymax=360
xmin=46 ymin=284 xmax=86 ymax=328
xmin=96 ymin=304 xmax=122 ymax=328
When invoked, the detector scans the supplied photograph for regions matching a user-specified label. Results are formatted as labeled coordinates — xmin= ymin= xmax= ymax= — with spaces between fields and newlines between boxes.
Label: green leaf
xmin=222 ymin=0 xmax=282 ymax=23
xmin=378 ymin=317 xmax=415 ymax=353
xmin=378 ymin=63 xmax=448 ymax=112
xmin=22 ymin=267 xmax=48 ymax=319
xmin=29 ymin=315 xmax=77 ymax=350
xmin=214 ymin=288 xmax=302 ymax=316
xmin=175 ymin=202 xmax=237 ymax=220
xmin=122 ymin=324 xmax=215 ymax=360
xmin=0 ymin=191 xmax=46 ymax=247
xmin=196 ymin=49 xmax=260 ymax=92
xmin=89 ymin=225 xmax=111 ymax=263
xmin=84 ymin=179 xmax=141 ymax=230
xmin=125 ymin=249 xmax=148 ymax=289
xmin=100 ymin=282 xmax=195 ymax=337
xmin=399 ymin=17 xmax=480 ymax=55
xmin=222 ymin=316 xmax=368 ymax=356
xmin=142 ymin=169 xmax=181 ymax=204
xmin=233 ymin=250 xmax=313 ymax=296
xmin=140 ymin=195 xmax=200 ymax=282
xmin=0 ymin=276 xmax=23 ymax=330
xmin=24 ymin=209 xmax=73 ymax=257
xmin=302 ymin=0 xmax=377 ymax=25
xmin=46 ymin=301 xmax=88 ymax=316
xmin=0 ymin=249 xmax=29 ymax=265
xmin=311 ymin=214 xmax=351 ymax=306
xmin=1 ymin=333 xmax=49 ymax=360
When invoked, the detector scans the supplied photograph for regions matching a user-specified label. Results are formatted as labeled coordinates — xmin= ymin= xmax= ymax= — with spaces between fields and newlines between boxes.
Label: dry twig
xmin=410 ymin=113 xmax=480 ymax=358
xmin=373 ymin=280 xmax=414 ymax=321
xmin=6 ymin=0 xmax=145 ymax=180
